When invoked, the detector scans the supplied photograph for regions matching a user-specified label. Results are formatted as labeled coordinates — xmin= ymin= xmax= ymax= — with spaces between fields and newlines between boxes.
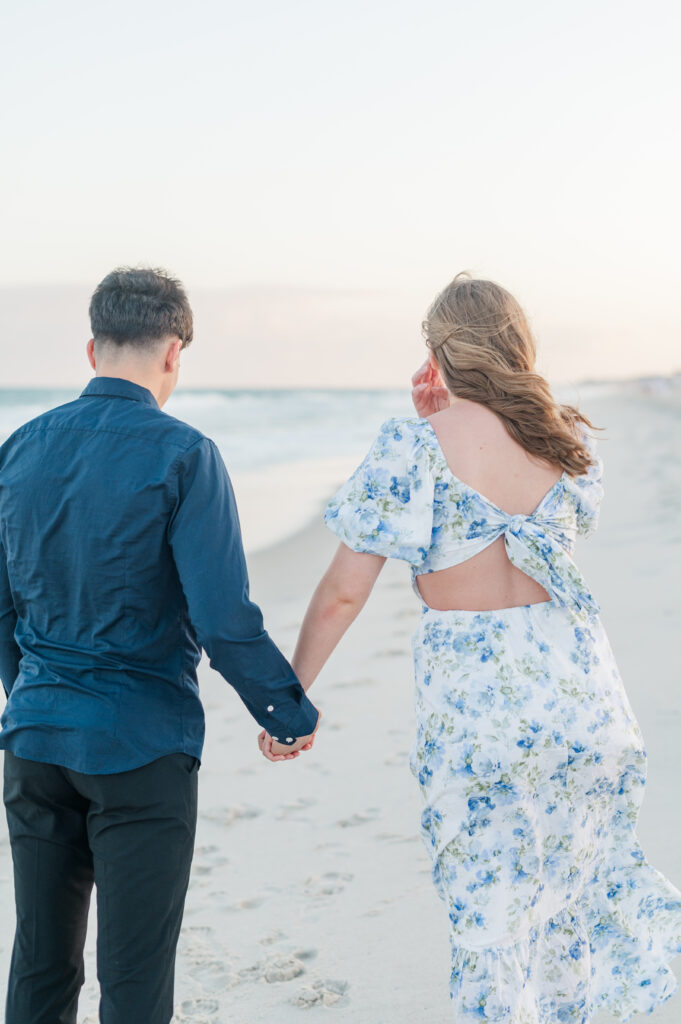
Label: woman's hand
xmin=257 ymin=711 xmax=321 ymax=763
xmin=257 ymin=731 xmax=301 ymax=761
xmin=411 ymin=359 xmax=449 ymax=417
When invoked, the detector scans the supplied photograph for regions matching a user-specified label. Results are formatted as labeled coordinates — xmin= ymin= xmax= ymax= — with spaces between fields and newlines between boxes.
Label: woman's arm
xmin=261 ymin=542 xmax=386 ymax=759
xmin=292 ymin=542 xmax=386 ymax=689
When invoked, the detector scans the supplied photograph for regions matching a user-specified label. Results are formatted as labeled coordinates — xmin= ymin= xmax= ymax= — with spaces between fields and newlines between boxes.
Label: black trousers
xmin=3 ymin=749 xmax=199 ymax=1024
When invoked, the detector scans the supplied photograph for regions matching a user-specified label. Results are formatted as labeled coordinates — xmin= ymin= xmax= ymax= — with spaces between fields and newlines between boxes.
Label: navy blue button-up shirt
xmin=0 ymin=376 xmax=319 ymax=773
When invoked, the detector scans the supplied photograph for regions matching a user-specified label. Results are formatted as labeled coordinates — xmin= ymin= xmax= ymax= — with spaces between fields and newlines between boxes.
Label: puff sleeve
xmin=324 ymin=417 xmax=435 ymax=565
xmin=574 ymin=427 xmax=604 ymax=538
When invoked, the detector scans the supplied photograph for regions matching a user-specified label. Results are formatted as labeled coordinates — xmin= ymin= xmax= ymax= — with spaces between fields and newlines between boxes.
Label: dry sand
xmin=0 ymin=387 xmax=679 ymax=1023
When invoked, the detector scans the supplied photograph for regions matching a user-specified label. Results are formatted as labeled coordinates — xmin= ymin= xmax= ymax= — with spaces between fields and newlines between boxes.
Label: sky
xmin=1 ymin=0 xmax=679 ymax=388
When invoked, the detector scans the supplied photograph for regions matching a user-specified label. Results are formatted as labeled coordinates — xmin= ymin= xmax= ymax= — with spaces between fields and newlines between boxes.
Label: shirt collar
xmin=80 ymin=376 xmax=160 ymax=410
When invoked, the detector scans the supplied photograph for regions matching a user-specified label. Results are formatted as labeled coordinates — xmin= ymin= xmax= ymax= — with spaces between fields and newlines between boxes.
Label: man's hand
xmin=257 ymin=711 xmax=321 ymax=762
xmin=411 ymin=359 xmax=449 ymax=418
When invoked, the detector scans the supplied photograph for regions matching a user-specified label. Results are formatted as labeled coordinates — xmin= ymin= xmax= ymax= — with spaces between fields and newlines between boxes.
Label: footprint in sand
xmin=262 ymin=954 xmax=307 ymax=983
xmin=187 ymin=958 xmax=241 ymax=993
xmin=174 ymin=996 xmax=220 ymax=1023
xmin=201 ymin=805 xmax=262 ymax=827
xmin=222 ymin=895 xmax=263 ymax=911
xmin=303 ymin=871 xmax=353 ymax=897
xmin=372 ymin=648 xmax=407 ymax=659
xmin=336 ymin=808 xmax=380 ymax=828
xmin=292 ymin=947 xmax=318 ymax=963
xmin=292 ymin=978 xmax=350 ymax=1008
xmin=182 ymin=924 xmax=215 ymax=940
xmin=191 ymin=844 xmax=230 ymax=877
xmin=178 ymin=924 xmax=220 ymax=963
xmin=275 ymin=796 xmax=317 ymax=821
xmin=180 ymin=927 xmax=241 ymax=995
xmin=363 ymin=906 xmax=390 ymax=918
xmin=237 ymin=953 xmax=306 ymax=985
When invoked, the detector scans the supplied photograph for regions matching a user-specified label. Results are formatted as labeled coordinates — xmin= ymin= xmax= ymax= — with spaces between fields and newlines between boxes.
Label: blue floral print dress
xmin=324 ymin=416 xmax=681 ymax=1024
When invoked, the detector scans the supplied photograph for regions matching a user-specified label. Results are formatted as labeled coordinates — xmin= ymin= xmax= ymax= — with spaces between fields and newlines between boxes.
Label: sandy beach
xmin=0 ymin=385 xmax=679 ymax=1023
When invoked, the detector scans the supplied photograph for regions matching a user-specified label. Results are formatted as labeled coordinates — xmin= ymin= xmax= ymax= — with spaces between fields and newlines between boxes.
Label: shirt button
xmin=271 ymin=736 xmax=279 ymax=741
xmin=286 ymin=737 xmax=294 ymax=743
xmin=267 ymin=705 xmax=274 ymax=712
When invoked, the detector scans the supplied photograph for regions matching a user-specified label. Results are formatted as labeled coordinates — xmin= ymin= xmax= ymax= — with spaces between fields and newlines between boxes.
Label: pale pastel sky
xmin=1 ymin=0 xmax=679 ymax=387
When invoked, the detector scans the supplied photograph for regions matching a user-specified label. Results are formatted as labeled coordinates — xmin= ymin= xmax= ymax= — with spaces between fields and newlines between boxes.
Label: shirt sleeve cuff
xmin=244 ymin=689 xmax=319 ymax=745
xmin=271 ymin=693 xmax=320 ymax=744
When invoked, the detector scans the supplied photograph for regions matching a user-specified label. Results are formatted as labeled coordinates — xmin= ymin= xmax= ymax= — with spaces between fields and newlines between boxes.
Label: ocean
xmin=0 ymin=378 xmax=676 ymax=553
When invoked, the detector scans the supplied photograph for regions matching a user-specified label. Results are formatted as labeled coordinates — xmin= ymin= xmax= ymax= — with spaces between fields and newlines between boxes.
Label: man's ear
xmin=165 ymin=338 xmax=182 ymax=373
xmin=87 ymin=339 xmax=96 ymax=370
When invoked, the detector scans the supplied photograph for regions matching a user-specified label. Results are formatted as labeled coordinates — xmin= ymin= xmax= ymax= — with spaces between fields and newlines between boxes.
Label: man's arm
xmin=0 ymin=534 xmax=21 ymax=698
xmin=167 ymin=436 xmax=320 ymax=746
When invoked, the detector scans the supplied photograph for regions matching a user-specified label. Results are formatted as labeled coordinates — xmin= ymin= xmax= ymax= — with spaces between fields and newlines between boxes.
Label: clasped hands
xmin=257 ymin=710 xmax=322 ymax=763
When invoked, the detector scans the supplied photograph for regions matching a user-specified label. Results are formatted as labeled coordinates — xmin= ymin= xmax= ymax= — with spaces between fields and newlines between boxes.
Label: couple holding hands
xmin=1 ymin=266 xmax=680 ymax=1023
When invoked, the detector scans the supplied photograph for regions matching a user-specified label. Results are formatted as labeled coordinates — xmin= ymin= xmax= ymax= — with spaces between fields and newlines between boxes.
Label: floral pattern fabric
xmin=324 ymin=416 xmax=681 ymax=1022
xmin=324 ymin=416 xmax=603 ymax=619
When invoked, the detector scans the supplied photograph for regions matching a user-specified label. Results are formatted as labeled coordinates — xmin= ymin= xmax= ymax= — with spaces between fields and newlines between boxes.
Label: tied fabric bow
xmin=470 ymin=509 xmax=600 ymax=618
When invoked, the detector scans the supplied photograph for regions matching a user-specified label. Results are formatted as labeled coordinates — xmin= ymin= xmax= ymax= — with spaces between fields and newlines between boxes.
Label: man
xmin=0 ymin=266 xmax=320 ymax=1024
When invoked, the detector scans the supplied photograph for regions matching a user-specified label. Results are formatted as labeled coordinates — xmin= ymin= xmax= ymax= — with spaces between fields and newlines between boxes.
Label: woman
xmin=259 ymin=273 xmax=681 ymax=1022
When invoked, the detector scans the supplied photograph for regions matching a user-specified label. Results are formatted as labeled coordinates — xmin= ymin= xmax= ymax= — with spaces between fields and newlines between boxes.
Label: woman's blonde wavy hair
xmin=422 ymin=272 xmax=600 ymax=477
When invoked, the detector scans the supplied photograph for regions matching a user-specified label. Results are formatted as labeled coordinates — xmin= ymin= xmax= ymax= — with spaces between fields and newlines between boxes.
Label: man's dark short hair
xmin=89 ymin=267 xmax=193 ymax=350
